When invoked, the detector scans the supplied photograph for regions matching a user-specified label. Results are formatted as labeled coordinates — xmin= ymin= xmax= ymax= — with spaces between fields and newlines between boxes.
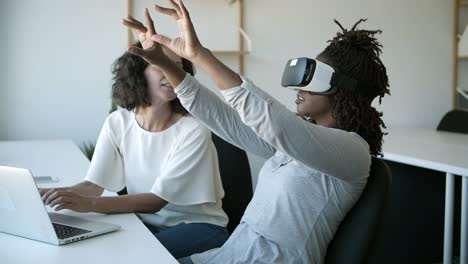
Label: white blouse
xmin=85 ymin=110 xmax=228 ymax=229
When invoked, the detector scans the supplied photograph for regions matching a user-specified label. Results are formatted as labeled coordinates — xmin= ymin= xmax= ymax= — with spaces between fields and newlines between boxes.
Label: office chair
xmin=211 ymin=133 xmax=253 ymax=234
xmin=325 ymin=158 xmax=392 ymax=264
xmin=437 ymin=110 xmax=468 ymax=134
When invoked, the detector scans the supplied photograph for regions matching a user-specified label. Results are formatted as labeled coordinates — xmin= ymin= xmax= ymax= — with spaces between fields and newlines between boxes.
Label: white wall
xmin=0 ymin=0 xmax=127 ymax=143
xmin=244 ymin=0 xmax=453 ymax=127
xmin=0 ymin=0 xmax=454 ymax=186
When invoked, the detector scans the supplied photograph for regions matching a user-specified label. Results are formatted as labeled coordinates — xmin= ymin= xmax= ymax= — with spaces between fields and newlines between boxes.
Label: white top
xmin=85 ymin=110 xmax=228 ymax=229
xmin=175 ymin=74 xmax=371 ymax=264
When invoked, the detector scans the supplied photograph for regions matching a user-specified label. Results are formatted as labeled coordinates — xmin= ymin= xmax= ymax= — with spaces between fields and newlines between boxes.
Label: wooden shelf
xmin=459 ymin=56 xmax=468 ymax=60
xmin=461 ymin=1 xmax=468 ymax=6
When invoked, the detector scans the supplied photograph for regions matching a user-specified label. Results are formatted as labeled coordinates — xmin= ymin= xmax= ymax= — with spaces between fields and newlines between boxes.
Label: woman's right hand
xmin=40 ymin=187 xmax=73 ymax=205
xmin=39 ymin=181 xmax=103 ymax=204
xmin=151 ymin=0 xmax=207 ymax=63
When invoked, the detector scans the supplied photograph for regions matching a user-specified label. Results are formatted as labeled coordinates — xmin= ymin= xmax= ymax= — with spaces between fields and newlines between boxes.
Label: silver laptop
xmin=0 ymin=165 xmax=121 ymax=245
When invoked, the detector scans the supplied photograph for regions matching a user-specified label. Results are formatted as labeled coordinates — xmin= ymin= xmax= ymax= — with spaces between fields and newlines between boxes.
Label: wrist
xmin=151 ymin=54 xmax=174 ymax=68
xmin=192 ymin=47 xmax=212 ymax=66
xmin=88 ymin=197 xmax=98 ymax=212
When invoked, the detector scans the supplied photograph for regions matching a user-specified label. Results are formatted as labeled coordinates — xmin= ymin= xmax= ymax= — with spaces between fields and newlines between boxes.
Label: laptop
xmin=0 ymin=165 xmax=121 ymax=245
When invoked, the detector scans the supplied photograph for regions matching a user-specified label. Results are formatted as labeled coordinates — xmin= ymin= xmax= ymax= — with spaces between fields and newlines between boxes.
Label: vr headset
xmin=281 ymin=57 xmax=357 ymax=95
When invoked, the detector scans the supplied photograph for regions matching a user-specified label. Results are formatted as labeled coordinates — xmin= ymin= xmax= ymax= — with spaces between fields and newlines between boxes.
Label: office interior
xmin=0 ymin=0 xmax=467 ymax=264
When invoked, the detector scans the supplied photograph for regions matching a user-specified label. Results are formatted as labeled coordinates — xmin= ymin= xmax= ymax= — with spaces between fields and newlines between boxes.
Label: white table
xmin=0 ymin=140 xmax=178 ymax=264
xmin=383 ymin=128 xmax=468 ymax=264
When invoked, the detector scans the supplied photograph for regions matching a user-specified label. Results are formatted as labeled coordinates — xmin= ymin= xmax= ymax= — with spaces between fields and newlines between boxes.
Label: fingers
xmin=49 ymin=195 xmax=70 ymax=208
xmin=122 ymin=16 xmax=147 ymax=33
xmin=177 ymin=0 xmax=190 ymax=19
xmin=167 ymin=0 xmax=183 ymax=18
xmin=42 ymin=187 xmax=64 ymax=203
xmin=151 ymin=34 xmax=173 ymax=48
xmin=38 ymin=188 xmax=49 ymax=196
xmin=54 ymin=202 xmax=75 ymax=212
xmin=143 ymin=8 xmax=156 ymax=35
xmin=55 ymin=205 xmax=67 ymax=211
xmin=128 ymin=46 xmax=148 ymax=58
xmin=45 ymin=190 xmax=70 ymax=205
xmin=154 ymin=4 xmax=179 ymax=19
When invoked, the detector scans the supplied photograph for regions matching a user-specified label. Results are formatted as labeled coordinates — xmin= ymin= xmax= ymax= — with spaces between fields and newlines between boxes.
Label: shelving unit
xmin=454 ymin=0 xmax=468 ymax=110
xmin=126 ymin=0 xmax=249 ymax=75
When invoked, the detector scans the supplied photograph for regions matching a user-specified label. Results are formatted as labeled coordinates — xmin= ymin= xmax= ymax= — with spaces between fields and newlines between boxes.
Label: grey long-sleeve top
xmin=175 ymin=73 xmax=371 ymax=264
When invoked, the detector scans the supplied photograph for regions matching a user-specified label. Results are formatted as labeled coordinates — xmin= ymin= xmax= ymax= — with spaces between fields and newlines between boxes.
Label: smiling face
xmin=143 ymin=47 xmax=184 ymax=103
xmin=295 ymin=89 xmax=333 ymax=119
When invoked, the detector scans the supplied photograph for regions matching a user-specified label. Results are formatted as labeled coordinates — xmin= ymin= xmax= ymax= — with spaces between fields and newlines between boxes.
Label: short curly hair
xmin=111 ymin=42 xmax=194 ymax=114
xmin=317 ymin=19 xmax=390 ymax=157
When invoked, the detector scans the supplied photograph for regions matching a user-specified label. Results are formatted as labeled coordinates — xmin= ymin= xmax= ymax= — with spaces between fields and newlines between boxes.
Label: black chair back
xmin=325 ymin=158 xmax=392 ymax=264
xmin=437 ymin=110 xmax=468 ymax=134
xmin=211 ymin=133 xmax=253 ymax=234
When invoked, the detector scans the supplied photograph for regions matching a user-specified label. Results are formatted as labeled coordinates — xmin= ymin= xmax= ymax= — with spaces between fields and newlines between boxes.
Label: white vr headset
xmin=281 ymin=57 xmax=357 ymax=95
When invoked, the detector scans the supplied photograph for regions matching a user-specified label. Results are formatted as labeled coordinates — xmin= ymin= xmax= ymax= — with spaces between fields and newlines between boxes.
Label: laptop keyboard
xmin=52 ymin=223 xmax=92 ymax=240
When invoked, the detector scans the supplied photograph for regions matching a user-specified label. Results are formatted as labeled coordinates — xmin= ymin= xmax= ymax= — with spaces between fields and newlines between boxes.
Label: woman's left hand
xmin=45 ymin=189 xmax=94 ymax=212
xmin=151 ymin=0 xmax=206 ymax=62
xmin=122 ymin=8 xmax=171 ymax=66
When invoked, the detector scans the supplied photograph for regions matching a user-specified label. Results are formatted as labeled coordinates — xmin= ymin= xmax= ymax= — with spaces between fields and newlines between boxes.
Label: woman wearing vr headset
xmin=124 ymin=1 xmax=389 ymax=263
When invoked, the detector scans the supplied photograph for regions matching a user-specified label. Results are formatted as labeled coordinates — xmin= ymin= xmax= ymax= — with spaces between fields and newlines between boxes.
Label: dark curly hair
xmin=317 ymin=19 xmax=390 ymax=157
xmin=111 ymin=42 xmax=194 ymax=114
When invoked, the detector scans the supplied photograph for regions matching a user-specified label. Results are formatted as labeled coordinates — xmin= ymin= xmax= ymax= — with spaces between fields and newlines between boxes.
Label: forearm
xmin=90 ymin=193 xmax=167 ymax=214
xmin=159 ymin=58 xmax=188 ymax=88
xmin=193 ymin=48 xmax=242 ymax=90
xmin=175 ymin=74 xmax=276 ymax=158
xmin=158 ymin=47 xmax=242 ymax=91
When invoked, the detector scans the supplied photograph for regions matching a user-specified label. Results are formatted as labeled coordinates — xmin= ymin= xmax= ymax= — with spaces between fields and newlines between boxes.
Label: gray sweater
xmin=175 ymin=74 xmax=371 ymax=264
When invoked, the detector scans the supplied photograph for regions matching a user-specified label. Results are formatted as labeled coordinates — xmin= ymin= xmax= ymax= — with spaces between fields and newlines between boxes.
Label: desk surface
xmin=0 ymin=140 xmax=178 ymax=264
xmin=383 ymin=128 xmax=468 ymax=176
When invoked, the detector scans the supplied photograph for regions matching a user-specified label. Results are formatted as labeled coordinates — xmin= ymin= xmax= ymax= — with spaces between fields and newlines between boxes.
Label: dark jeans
xmin=145 ymin=222 xmax=228 ymax=259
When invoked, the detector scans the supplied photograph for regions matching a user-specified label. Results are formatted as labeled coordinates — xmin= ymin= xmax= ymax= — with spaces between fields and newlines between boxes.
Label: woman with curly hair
xmin=124 ymin=1 xmax=389 ymax=263
xmin=39 ymin=9 xmax=229 ymax=259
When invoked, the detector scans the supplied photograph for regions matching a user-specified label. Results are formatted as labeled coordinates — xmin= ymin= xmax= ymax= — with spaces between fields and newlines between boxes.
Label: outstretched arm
xmin=42 ymin=190 xmax=167 ymax=214
xmin=122 ymin=3 xmax=275 ymax=158
xmin=124 ymin=1 xmax=370 ymax=181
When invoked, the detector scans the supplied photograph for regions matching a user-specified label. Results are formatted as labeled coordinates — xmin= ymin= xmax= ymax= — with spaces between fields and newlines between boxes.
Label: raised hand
xmin=152 ymin=0 xmax=206 ymax=62
xmin=122 ymin=8 xmax=170 ymax=65
xmin=125 ymin=8 xmax=156 ymax=49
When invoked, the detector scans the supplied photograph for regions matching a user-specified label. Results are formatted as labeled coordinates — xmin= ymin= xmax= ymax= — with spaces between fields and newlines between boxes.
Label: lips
xmin=296 ymin=93 xmax=305 ymax=104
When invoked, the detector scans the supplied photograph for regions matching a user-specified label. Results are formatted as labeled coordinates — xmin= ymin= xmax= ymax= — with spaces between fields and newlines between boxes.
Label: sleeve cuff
xmin=220 ymin=75 xmax=274 ymax=105
xmin=174 ymin=73 xmax=196 ymax=96
xmin=219 ymin=75 xmax=251 ymax=100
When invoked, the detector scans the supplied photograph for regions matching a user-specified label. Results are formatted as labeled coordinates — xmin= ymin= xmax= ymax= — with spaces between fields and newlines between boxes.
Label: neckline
xmin=133 ymin=113 xmax=186 ymax=135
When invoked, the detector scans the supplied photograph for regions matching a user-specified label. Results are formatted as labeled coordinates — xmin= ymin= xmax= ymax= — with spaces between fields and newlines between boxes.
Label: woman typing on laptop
xmin=39 ymin=8 xmax=228 ymax=259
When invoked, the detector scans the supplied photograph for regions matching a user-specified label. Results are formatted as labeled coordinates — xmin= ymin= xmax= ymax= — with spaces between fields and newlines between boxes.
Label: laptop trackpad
xmin=49 ymin=212 xmax=91 ymax=226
